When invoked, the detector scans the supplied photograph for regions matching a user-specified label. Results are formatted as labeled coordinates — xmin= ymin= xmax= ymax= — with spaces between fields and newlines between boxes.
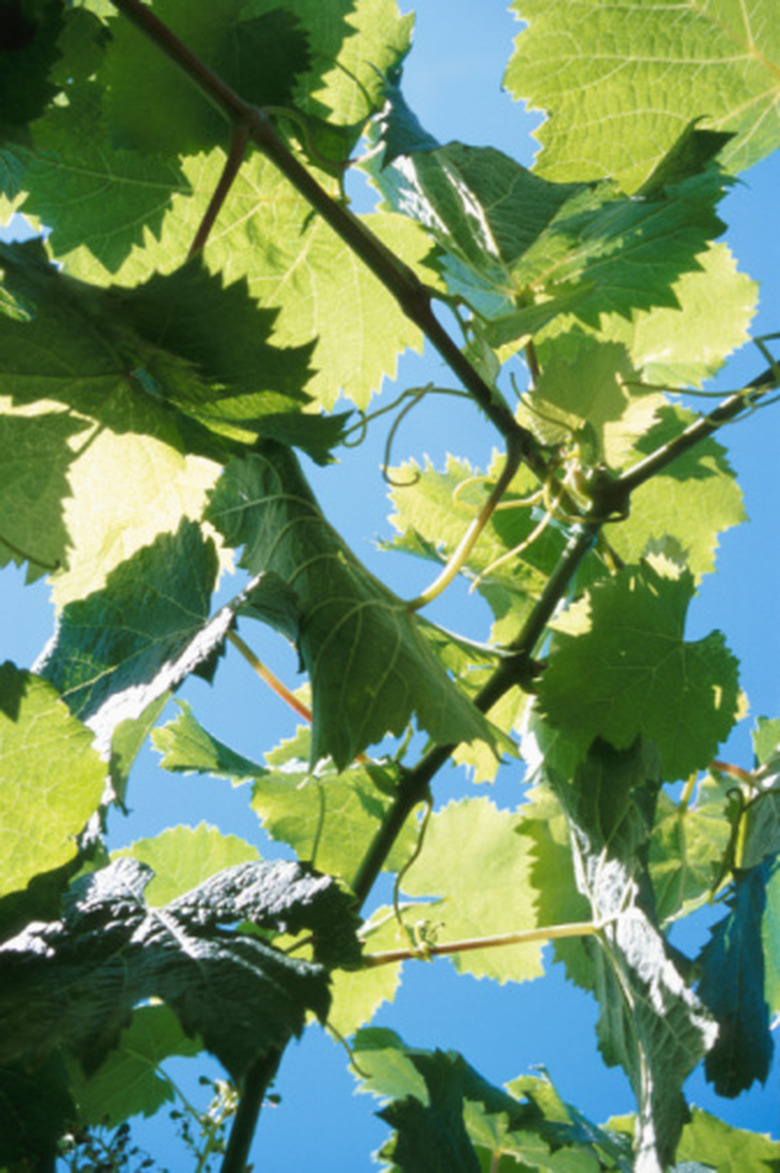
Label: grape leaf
xmin=0 ymin=1052 xmax=75 ymax=1168
xmin=352 ymin=1028 xmax=633 ymax=1172
xmin=152 ymin=697 xmax=266 ymax=783
xmin=542 ymin=737 xmax=718 ymax=1170
xmin=521 ymin=331 xmax=663 ymax=470
xmin=506 ymin=0 xmax=780 ymax=189
xmin=206 ymin=447 xmax=503 ymax=768
xmin=0 ymin=662 xmax=106 ymax=900
xmin=21 ymin=81 xmax=188 ymax=273
xmin=385 ymin=452 xmax=570 ymax=645
xmin=648 ymin=778 xmax=733 ymax=923
xmin=600 ymin=243 xmax=758 ymax=390
xmin=56 ymin=143 xmax=435 ymax=412
xmin=673 ymin=1106 xmax=780 ymax=1172
xmin=67 ymin=1004 xmax=202 ymax=1127
xmin=152 ymin=703 xmax=417 ymax=882
xmin=36 ymin=520 xmax=220 ymax=752
xmin=0 ymin=856 xmax=360 ymax=1078
xmin=0 ymin=407 xmax=89 ymax=580
xmin=0 ymin=0 xmax=63 ymax=140
xmin=328 ymin=919 xmax=403 ymax=1038
xmin=367 ymin=84 xmax=732 ymax=329
xmin=0 ymin=239 xmax=221 ymax=597
xmin=604 ymin=407 xmax=745 ymax=579
xmin=399 ymin=798 xmax=545 ymax=985
xmin=104 ymin=1 xmax=311 ymax=156
xmin=515 ymin=784 xmax=594 ymax=992
xmin=763 ymin=863 xmax=780 ymax=1021
xmin=537 ymin=561 xmax=741 ymax=781
xmin=697 ymin=860 xmax=774 ymax=1097
xmin=268 ymin=0 xmax=414 ymax=131
xmin=113 ymin=822 xmax=262 ymax=907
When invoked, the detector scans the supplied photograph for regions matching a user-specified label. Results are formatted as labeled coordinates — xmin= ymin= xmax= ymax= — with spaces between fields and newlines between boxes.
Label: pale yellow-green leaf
xmin=400 ymin=798 xmax=545 ymax=985
xmin=112 ymin=822 xmax=261 ymax=906
xmin=0 ymin=664 xmax=106 ymax=898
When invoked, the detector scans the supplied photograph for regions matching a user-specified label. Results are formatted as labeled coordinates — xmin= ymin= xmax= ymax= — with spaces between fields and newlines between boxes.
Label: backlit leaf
xmin=0 ymin=662 xmax=106 ymax=900
xmin=537 ymin=562 xmax=741 ymax=781
xmin=506 ymin=0 xmax=780 ymax=189
xmin=206 ymin=447 xmax=502 ymax=768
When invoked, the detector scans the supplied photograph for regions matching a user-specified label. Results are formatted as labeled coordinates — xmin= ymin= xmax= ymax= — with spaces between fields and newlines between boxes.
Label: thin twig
xmin=363 ymin=920 xmax=600 ymax=967
xmin=188 ymin=119 xmax=251 ymax=258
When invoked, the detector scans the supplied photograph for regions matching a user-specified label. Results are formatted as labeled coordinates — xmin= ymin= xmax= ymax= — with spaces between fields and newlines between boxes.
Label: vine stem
xmin=363 ymin=920 xmax=600 ymax=967
xmin=109 ymin=0 xmax=548 ymax=472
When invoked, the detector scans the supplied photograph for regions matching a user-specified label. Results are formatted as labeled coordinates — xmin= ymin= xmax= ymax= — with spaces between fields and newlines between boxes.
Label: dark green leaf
xmin=542 ymin=738 xmax=717 ymax=1169
xmin=206 ymin=447 xmax=504 ymax=768
xmin=0 ymin=856 xmax=360 ymax=1080
xmin=105 ymin=2 xmax=310 ymax=155
xmin=697 ymin=861 xmax=774 ymax=1097
xmin=0 ymin=0 xmax=63 ymax=140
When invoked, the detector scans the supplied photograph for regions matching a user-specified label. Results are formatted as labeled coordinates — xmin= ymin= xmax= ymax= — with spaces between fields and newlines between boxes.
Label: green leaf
xmin=0 ymin=856 xmax=359 ymax=1079
xmin=515 ymin=785 xmax=594 ymax=991
xmin=116 ymin=259 xmax=346 ymax=464
xmin=506 ymin=0 xmax=780 ymax=189
xmin=352 ymin=1029 xmax=633 ymax=1172
xmin=600 ymin=244 xmax=758 ymax=390
xmin=697 ymin=861 xmax=774 ymax=1097
xmin=206 ymin=447 xmax=502 ymax=768
xmin=399 ymin=798 xmax=546 ymax=985
xmin=673 ymin=1106 xmax=780 ymax=1171
xmin=368 ymin=87 xmax=731 ymax=329
xmin=541 ymin=738 xmax=718 ymax=1169
xmin=537 ymin=561 xmax=741 ymax=781
xmin=521 ymin=332 xmax=663 ymax=470
xmin=113 ymin=822 xmax=262 ymax=907
xmin=153 ymin=697 xmax=266 ymax=783
xmin=254 ymin=725 xmax=417 ymax=883
xmin=153 ymin=701 xmax=418 ymax=885
xmin=604 ymin=406 xmax=746 ymax=579
xmin=104 ymin=1 xmax=311 ymax=155
xmin=247 ymin=0 xmax=413 ymax=136
xmin=63 ymin=142 xmax=434 ymax=411
xmin=328 ymin=914 xmax=403 ymax=1037
xmin=36 ymin=520 xmax=220 ymax=759
xmin=0 ymin=408 xmax=90 ymax=580
xmin=0 ymin=0 xmax=63 ymax=141
xmin=385 ymin=452 xmax=570 ymax=644
xmin=0 ymin=662 xmax=106 ymax=900
xmin=21 ymin=81 xmax=188 ymax=273
xmin=762 ymin=863 xmax=780 ymax=1019
xmin=0 ymin=240 xmax=222 ymax=600
xmin=68 ymin=1004 xmax=202 ymax=1127
xmin=648 ymin=777 xmax=733 ymax=923
xmin=0 ymin=1052 xmax=75 ymax=1167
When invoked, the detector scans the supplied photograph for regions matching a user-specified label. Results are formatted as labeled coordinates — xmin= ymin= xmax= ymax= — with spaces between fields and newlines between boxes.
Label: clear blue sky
xmin=2 ymin=2 xmax=779 ymax=1167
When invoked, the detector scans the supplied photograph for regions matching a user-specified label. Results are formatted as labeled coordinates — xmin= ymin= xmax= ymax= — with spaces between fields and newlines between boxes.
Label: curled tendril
xmin=392 ymin=792 xmax=433 ymax=948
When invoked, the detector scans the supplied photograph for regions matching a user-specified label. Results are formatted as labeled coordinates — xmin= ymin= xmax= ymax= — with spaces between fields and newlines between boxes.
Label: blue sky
xmin=2 ymin=2 xmax=780 ymax=1167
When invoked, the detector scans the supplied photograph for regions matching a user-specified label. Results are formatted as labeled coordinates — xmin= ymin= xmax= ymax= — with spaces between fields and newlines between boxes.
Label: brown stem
xmin=188 ymin=119 xmax=251 ymax=258
xmin=616 ymin=376 xmax=778 ymax=496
